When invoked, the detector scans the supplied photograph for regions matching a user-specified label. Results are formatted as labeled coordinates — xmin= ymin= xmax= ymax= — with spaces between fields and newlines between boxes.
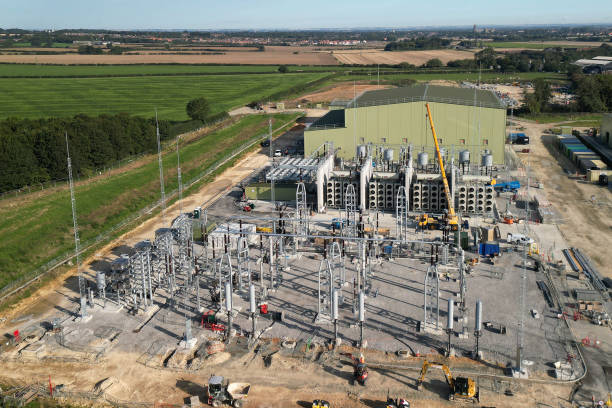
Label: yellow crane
xmin=425 ymin=103 xmax=459 ymax=231
xmin=416 ymin=360 xmax=479 ymax=403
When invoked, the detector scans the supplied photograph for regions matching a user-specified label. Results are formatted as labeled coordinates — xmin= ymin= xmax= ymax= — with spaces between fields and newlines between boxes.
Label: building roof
xmin=574 ymin=58 xmax=612 ymax=69
xmin=348 ymin=84 xmax=505 ymax=110
xmin=309 ymin=109 xmax=345 ymax=129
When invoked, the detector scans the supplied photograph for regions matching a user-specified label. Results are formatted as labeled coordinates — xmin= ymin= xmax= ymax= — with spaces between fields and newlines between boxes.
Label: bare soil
xmin=296 ymin=83 xmax=393 ymax=103
xmin=0 ymin=46 xmax=338 ymax=65
xmin=331 ymin=49 xmax=476 ymax=66
xmin=515 ymin=119 xmax=612 ymax=277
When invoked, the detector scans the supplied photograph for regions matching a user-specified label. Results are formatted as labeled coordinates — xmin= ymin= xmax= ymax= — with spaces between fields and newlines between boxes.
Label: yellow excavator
xmin=425 ymin=103 xmax=459 ymax=231
xmin=416 ymin=360 xmax=479 ymax=403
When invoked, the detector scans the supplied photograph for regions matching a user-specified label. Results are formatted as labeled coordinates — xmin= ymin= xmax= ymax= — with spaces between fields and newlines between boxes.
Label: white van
xmin=507 ymin=233 xmax=534 ymax=245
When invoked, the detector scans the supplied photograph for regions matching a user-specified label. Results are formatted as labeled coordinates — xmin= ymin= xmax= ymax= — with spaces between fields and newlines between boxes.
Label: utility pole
xmin=268 ymin=119 xmax=273 ymax=159
xmin=66 ymin=133 xmax=87 ymax=319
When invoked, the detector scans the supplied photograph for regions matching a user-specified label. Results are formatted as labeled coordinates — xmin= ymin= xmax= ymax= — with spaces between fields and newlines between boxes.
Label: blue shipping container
xmin=479 ymin=243 xmax=500 ymax=256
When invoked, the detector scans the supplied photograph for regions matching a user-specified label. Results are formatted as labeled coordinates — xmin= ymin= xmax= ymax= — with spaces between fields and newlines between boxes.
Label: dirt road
xmin=514 ymin=119 xmax=612 ymax=277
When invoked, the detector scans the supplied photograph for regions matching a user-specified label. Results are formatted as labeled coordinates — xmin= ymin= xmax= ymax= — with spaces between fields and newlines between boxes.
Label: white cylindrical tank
xmin=418 ymin=152 xmax=429 ymax=167
xmin=96 ymin=272 xmax=106 ymax=290
xmin=481 ymin=153 xmax=493 ymax=167
xmin=249 ymin=284 xmax=256 ymax=313
xmin=475 ymin=300 xmax=483 ymax=332
xmin=356 ymin=145 xmax=367 ymax=158
xmin=447 ymin=298 xmax=454 ymax=330
xmin=225 ymin=281 xmax=232 ymax=311
xmin=358 ymin=291 xmax=365 ymax=322
xmin=384 ymin=148 xmax=394 ymax=162
xmin=459 ymin=150 xmax=470 ymax=164
xmin=332 ymin=289 xmax=339 ymax=320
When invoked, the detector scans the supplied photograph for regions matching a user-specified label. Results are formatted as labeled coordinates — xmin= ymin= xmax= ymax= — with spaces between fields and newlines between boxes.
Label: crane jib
xmin=425 ymin=103 xmax=455 ymax=218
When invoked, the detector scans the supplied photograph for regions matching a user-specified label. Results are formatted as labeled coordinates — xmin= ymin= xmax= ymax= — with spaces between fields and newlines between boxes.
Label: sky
xmin=2 ymin=0 xmax=611 ymax=30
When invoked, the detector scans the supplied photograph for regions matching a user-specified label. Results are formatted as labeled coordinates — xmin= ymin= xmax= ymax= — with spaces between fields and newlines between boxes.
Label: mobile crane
xmin=425 ymin=103 xmax=459 ymax=231
xmin=416 ymin=360 xmax=479 ymax=403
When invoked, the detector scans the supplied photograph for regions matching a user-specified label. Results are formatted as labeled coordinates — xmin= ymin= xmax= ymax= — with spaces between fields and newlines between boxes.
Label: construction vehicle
xmin=490 ymin=180 xmax=521 ymax=193
xmin=385 ymin=396 xmax=410 ymax=407
xmin=343 ymin=353 xmax=368 ymax=385
xmin=311 ymin=400 xmax=330 ymax=408
xmin=417 ymin=214 xmax=438 ymax=230
xmin=416 ymin=360 xmax=479 ymax=403
xmin=425 ymin=103 xmax=458 ymax=231
xmin=207 ymin=375 xmax=250 ymax=407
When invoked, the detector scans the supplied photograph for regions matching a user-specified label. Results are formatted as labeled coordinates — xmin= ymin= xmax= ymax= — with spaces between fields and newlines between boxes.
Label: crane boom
xmin=425 ymin=103 xmax=456 ymax=218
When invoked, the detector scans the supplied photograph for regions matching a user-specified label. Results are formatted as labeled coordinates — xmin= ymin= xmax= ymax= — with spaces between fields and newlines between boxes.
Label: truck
xmin=490 ymin=180 xmax=521 ymax=193
xmin=207 ymin=376 xmax=250 ymax=407
xmin=507 ymin=233 xmax=534 ymax=245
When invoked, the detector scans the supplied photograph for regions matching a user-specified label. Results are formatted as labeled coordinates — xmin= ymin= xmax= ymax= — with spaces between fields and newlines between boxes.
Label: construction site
xmin=0 ymin=84 xmax=611 ymax=408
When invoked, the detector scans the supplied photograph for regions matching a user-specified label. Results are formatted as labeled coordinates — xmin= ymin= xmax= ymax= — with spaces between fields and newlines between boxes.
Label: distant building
xmin=573 ymin=56 xmax=612 ymax=74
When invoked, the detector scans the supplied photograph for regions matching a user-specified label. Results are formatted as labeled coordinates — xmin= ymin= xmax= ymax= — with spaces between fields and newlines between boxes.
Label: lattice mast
xmin=65 ymin=133 xmax=86 ymax=313
xmin=156 ymin=110 xmax=166 ymax=220
xmin=176 ymin=135 xmax=183 ymax=215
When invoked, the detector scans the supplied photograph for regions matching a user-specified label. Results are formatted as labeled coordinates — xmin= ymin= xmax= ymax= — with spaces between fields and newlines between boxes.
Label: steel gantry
xmin=396 ymin=186 xmax=408 ymax=243
xmin=344 ymin=184 xmax=357 ymax=237
xmin=424 ymin=263 xmax=440 ymax=330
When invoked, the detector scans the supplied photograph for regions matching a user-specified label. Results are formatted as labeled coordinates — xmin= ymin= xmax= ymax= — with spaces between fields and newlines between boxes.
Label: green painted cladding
xmin=244 ymin=183 xmax=297 ymax=201
xmin=305 ymin=101 xmax=506 ymax=164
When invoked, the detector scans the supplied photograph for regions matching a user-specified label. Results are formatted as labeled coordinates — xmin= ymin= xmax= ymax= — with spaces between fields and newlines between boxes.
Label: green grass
xmin=0 ymin=73 xmax=326 ymax=120
xmin=518 ymin=112 xmax=603 ymax=124
xmin=0 ymin=64 xmax=362 ymax=77
xmin=0 ymin=113 xmax=299 ymax=292
xmin=332 ymin=71 xmax=566 ymax=84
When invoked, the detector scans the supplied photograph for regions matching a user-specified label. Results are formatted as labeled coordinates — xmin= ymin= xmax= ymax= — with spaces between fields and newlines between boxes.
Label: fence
xmin=0 ymin=118 xmax=295 ymax=302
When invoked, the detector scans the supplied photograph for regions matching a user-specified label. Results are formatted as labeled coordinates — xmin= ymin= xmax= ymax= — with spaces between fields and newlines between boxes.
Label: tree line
xmin=384 ymin=37 xmax=451 ymax=51
xmin=0 ymin=114 xmax=170 ymax=192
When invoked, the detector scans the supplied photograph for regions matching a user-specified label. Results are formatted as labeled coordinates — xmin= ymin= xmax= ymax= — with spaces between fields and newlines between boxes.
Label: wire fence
xmin=0 ymin=152 xmax=150 ymax=201
xmin=0 ymin=119 xmax=293 ymax=302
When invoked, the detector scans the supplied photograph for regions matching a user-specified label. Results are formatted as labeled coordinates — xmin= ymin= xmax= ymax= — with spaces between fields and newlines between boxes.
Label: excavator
xmin=416 ymin=360 xmax=479 ymax=403
xmin=425 ymin=103 xmax=459 ymax=231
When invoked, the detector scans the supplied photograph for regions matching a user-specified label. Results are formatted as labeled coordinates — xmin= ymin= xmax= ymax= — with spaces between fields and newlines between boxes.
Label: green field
xmin=518 ymin=112 xmax=603 ymax=125
xmin=0 ymin=72 xmax=327 ymax=120
xmin=333 ymin=71 xmax=566 ymax=84
xmin=0 ymin=113 xmax=299 ymax=293
xmin=0 ymin=64 xmax=361 ymax=77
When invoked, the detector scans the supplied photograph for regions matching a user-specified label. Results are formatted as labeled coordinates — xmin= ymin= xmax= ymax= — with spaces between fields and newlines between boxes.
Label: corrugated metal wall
xmin=305 ymin=101 xmax=506 ymax=164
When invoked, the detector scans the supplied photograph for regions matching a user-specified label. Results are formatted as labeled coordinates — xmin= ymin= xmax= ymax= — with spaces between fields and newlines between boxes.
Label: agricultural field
xmin=0 ymin=72 xmax=328 ymax=120
xmin=330 ymin=70 xmax=567 ymax=84
xmin=332 ymin=48 xmax=476 ymax=65
xmin=0 ymin=64 xmax=356 ymax=77
xmin=0 ymin=45 xmax=339 ymax=65
xmin=0 ymin=113 xmax=299 ymax=294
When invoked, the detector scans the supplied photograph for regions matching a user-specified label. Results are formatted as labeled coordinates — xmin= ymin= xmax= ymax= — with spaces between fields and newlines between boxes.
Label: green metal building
xmin=305 ymin=84 xmax=507 ymax=164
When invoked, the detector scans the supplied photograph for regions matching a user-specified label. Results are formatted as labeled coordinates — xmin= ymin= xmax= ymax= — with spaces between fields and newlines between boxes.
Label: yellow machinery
xmin=416 ymin=360 xmax=479 ymax=403
xmin=425 ymin=103 xmax=459 ymax=231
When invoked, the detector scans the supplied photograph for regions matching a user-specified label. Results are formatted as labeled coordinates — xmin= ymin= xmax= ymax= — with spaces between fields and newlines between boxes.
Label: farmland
xmin=0 ymin=112 xmax=299 ymax=294
xmin=0 ymin=72 xmax=328 ymax=120
xmin=330 ymin=70 xmax=567 ymax=84
xmin=332 ymin=48 xmax=476 ymax=65
xmin=0 ymin=45 xmax=339 ymax=65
